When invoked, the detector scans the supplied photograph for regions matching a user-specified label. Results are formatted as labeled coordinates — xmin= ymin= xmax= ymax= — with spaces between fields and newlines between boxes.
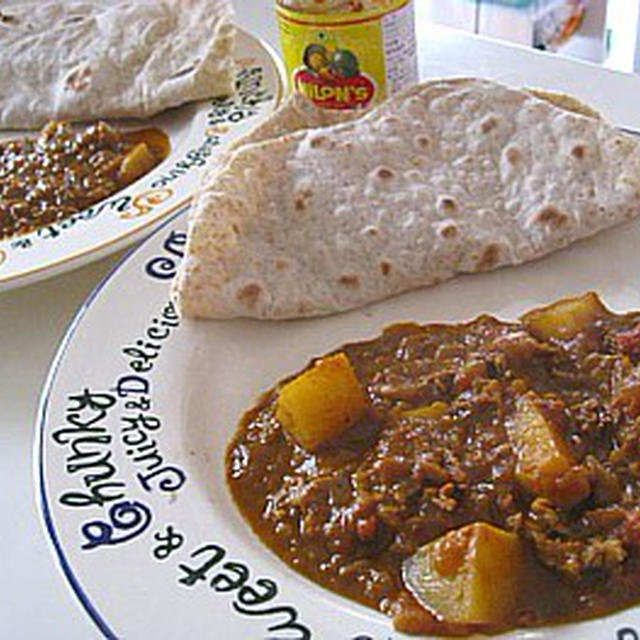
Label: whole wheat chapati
xmin=172 ymin=78 xmax=640 ymax=319
xmin=0 ymin=0 xmax=235 ymax=130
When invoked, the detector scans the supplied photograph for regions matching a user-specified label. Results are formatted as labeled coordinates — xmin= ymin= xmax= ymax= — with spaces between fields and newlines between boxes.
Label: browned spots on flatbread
xmin=505 ymin=146 xmax=521 ymax=165
xmin=294 ymin=188 xmax=313 ymax=212
xmin=380 ymin=261 xmax=392 ymax=276
xmin=0 ymin=12 xmax=16 ymax=23
xmin=577 ymin=186 xmax=596 ymax=201
xmin=438 ymin=196 xmax=458 ymax=214
xmin=66 ymin=66 xmax=92 ymax=91
xmin=476 ymin=244 xmax=500 ymax=270
xmin=379 ymin=115 xmax=401 ymax=132
xmin=231 ymin=223 xmax=240 ymax=234
xmin=276 ymin=260 xmax=289 ymax=271
xmin=310 ymin=135 xmax=326 ymax=149
xmin=571 ymin=144 xmax=586 ymax=159
xmin=237 ymin=284 xmax=262 ymax=309
xmin=310 ymin=134 xmax=337 ymax=150
xmin=414 ymin=135 xmax=430 ymax=149
xmin=376 ymin=167 xmax=395 ymax=180
xmin=480 ymin=115 xmax=499 ymax=134
xmin=439 ymin=223 xmax=459 ymax=239
xmin=339 ymin=275 xmax=360 ymax=287
xmin=536 ymin=205 xmax=569 ymax=228
xmin=364 ymin=226 xmax=379 ymax=237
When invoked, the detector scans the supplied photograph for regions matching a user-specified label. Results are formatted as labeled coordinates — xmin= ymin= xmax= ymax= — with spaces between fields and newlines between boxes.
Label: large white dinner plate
xmin=0 ymin=28 xmax=284 ymax=293
xmin=36 ymin=211 xmax=640 ymax=638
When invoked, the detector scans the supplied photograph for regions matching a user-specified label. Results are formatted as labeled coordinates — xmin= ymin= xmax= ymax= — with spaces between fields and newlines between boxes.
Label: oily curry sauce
xmin=0 ymin=121 xmax=170 ymax=240
xmin=227 ymin=293 xmax=640 ymax=635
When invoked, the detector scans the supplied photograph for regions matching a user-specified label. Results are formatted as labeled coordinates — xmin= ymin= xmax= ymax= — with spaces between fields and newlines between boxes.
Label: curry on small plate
xmin=0 ymin=28 xmax=284 ymax=292
xmin=0 ymin=121 xmax=170 ymax=240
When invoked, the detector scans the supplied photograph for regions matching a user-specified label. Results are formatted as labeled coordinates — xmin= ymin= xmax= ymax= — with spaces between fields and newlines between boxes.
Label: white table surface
xmin=3 ymin=2 xmax=640 ymax=638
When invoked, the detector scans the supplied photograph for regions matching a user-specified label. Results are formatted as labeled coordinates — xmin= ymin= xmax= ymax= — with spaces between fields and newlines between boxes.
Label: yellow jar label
xmin=276 ymin=0 xmax=417 ymax=110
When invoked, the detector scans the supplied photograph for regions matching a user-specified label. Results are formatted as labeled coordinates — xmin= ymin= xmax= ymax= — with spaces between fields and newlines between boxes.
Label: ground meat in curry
xmin=227 ymin=293 xmax=640 ymax=635
xmin=0 ymin=121 xmax=169 ymax=240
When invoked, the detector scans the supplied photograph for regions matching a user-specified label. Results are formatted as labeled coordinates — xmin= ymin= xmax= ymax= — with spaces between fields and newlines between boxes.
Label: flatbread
xmin=526 ymin=88 xmax=603 ymax=120
xmin=200 ymin=92 xmax=366 ymax=185
xmin=227 ymin=92 xmax=366 ymax=152
xmin=221 ymin=84 xmax=600 ymax=159
xmin=172 ymin=78 xmax=640 ymax=319
xmin=0 ymin=0 xmax=235 ymax=130
xmin=215 ymin=84 xmax=602 ymax=168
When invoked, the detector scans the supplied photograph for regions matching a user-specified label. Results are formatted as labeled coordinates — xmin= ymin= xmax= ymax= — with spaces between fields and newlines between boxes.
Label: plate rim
xmin=0 ymin=28 xmax=286 ymax=293
xmin=33 ymin=209 xmax=187 ymax=639
xmin=34 ymin=210 xmax=640 ymax=640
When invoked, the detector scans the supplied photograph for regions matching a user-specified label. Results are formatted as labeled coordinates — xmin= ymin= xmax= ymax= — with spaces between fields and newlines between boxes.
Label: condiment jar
xmin=275 ymin=0 xmax=418 ymax=110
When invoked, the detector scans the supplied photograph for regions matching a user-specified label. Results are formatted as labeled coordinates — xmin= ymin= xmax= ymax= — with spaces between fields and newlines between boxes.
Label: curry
xmin=227 ymin=293 xmax=640 ymax=635
xmin=0 ymin=121 xmax=170 ymax=240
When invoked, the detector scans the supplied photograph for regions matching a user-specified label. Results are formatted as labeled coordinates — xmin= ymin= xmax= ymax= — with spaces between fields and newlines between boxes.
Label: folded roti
xmin=200 ymin=92 xmax=366 ymax=185
xmin=227 ymin=92 xmax=366 ymax=152
xmin=217 ymin=84 xmax=596 ymax=160
xmin=0 ymin=0 xmax=235 ymax=130
xmin=224 ymin=84 xmax=600 ymax=155
xmin=172 ymin=78 xmax=640 ymax=319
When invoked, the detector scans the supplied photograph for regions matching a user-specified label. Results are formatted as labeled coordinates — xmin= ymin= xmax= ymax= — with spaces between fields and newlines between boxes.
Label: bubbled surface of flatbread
xmin=173 ymin=78 xmax=640 ymax=319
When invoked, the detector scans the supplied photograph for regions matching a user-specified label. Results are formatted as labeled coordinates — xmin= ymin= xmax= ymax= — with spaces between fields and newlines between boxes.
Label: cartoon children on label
xmin=295 ymin=31 xmax=375 ymax=109
xmin=302 ymin=32 xmax=361 ymax=80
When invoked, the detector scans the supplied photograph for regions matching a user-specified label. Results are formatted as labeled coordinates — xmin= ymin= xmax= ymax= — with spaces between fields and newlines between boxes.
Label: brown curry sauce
xmin=227 ymin=293 xmax=640 ymax=635
xmin=0 ymin=121 xmax=170 ymax=240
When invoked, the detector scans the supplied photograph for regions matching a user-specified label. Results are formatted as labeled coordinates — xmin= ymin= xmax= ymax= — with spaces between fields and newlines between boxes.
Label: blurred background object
xmin=418 ymin=0 xmax=640 ymax=73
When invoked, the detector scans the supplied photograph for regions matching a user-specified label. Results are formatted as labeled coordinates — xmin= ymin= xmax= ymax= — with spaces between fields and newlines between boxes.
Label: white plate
xmin=0 ymin=28 xmax=284 ymax=293
xmin=36 ymin=212 xmax=640 ymax=638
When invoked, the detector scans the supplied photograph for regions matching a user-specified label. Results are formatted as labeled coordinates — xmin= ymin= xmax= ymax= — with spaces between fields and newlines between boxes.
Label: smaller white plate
xmin=0 ymin=28 xmax=285 ymax=292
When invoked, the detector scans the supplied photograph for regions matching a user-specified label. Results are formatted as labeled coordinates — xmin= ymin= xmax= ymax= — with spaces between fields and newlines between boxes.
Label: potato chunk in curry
xmin=403 ymin=522 xmax=526 ymax=626
xmin=275 ymin=352 xmax=368 ymax=451
xmin=521 ymin=291 xmax=607 ymax=340
xmin=507 ymin=393 xmax=590 ymax=508
xmin=119 ymin=142 xmax=158 ymax=183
